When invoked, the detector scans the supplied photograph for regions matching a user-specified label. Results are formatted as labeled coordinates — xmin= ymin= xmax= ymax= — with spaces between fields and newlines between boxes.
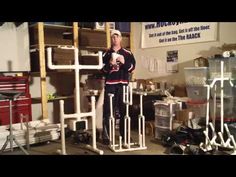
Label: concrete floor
xmin=0 ymin=130 xmax=168 ymax=155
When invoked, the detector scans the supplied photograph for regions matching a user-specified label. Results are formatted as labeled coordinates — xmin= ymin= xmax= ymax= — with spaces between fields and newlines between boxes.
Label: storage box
xmin=80 ymin=55 xmax=99 ymax=65
xmin=155 ymin=115 xmax=171 ymax=128
xmin=52 ymin=48 xmax=74 ymax=61
xmin=30 ymin=48 xmax=74 ymax=72
xmin=186 ymin=85 xmax=207 ymax=101
xmin=154 ymin=101 xmax=181 ymax=117
xmin=186 ymin=101 xmax=207 ymax=118
xmin=176 ymin=109 xmax=192 ymax=125
xmin=209 ymin=98 xmax=236 ymax=122
xmin=209 ymin=79 xmax=236 ymax=98
xmin=208 ymin=57 xmax=236 ymax=79
xmin=173 ymin=85 xmax=187 ymax=97
xmin=79 ymin=30 xmax=107 ymax=48
xmin=29 ymin=25 xmax=73 ymax=45
xmin=184 ymin=67 xmax=208 ymax=86
xmin=121 ymin=35 xmax=130 ymax=49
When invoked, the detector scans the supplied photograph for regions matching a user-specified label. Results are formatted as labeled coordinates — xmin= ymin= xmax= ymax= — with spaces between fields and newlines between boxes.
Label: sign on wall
xmin=166 ymin=50 xmax=178 ymax=73
xmin=141 ymin=22 xmax=218 ymax=48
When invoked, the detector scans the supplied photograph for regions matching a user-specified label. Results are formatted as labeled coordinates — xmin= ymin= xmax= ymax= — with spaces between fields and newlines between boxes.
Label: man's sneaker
xmin=102 ymin=139 xmax=110 ymax=145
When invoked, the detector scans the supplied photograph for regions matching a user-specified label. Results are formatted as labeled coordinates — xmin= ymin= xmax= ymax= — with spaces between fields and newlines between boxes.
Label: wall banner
xmin=141 ymin=22 xmax=218 ymax=48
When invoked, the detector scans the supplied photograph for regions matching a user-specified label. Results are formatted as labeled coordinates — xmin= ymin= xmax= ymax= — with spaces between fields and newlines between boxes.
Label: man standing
xmin=101 ymin=29 xmax=136 ymax=145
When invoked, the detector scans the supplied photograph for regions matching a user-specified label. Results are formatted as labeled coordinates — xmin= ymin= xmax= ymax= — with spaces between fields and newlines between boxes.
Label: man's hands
xmin=110 ymin=57 xmax=117 ymax=65
xmin=116 ymin=55 xmax=125 ymax=64
xmin=110 ymin=53 xmax=125 ymax=65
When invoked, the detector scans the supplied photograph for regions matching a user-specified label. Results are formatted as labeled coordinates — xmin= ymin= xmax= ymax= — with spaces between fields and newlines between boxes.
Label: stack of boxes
xmin=154 ymin=100 xmax=182 ymax=140
xmin=208 ymin=57 xmax=236 ymax=122
xmin=184 ymin=67 xmax=208 ymax=122
xmin=184 ymin=56 xmax=236 ymax=124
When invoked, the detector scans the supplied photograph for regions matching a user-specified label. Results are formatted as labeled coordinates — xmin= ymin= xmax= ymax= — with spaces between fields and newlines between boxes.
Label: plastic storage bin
xmin=208 ymin=57 xmax=236 ymax=79
xmin=186 ymin=101 xmax=207 ymax=118
xmin=155 ymin=116 xmax=171 ymax=128
xmin=155 ymin=127 xmax=170 ymax=140
xmin=209 ymin=98 xmax=236 ymax=122
xmin=184 ymin=67 xmax=209 ymax=86
xmin=209 ymin=79 xmax=235 ymax=98
xmin=186 ymin=85 xmax=207 ymax=101
xmin=154 ymin=101 xmax=181 ymax=117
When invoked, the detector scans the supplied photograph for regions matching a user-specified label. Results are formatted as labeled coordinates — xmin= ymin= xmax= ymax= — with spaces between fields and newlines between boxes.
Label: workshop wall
xmin=132 ymin=22 xmax=236 ymax=85
xmin=0 ymin=22 xmax=30 ymax=72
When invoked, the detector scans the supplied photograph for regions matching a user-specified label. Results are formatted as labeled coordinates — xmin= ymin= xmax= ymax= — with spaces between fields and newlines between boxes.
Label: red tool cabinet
xmin=0 ymin=76 xmax=32 ymax=125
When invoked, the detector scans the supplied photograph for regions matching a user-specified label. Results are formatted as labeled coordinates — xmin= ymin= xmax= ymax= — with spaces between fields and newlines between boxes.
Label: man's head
xmin=111 ymin=29 xmax=122 ymax=47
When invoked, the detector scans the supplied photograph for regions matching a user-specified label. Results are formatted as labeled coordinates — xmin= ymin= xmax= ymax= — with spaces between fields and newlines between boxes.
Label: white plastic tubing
xmin=47 ymin=47 xmax=103 ymax=155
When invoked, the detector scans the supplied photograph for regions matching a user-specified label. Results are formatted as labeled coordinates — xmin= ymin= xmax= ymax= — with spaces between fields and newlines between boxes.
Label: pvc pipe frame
xmin=108 ymin=85 xmax=147 ymax=152
xmin=47 ymin=47 xmax=104 ymax=155
xmin=202 ymin=61 xmax=236 ymax=153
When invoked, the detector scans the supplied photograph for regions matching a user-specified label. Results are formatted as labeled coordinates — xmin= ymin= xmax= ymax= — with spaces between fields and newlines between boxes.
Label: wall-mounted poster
xmin=141 ymin=22 xmax=218 ymax=48
xmin=166 ymin=50 xmax=178 ymax=73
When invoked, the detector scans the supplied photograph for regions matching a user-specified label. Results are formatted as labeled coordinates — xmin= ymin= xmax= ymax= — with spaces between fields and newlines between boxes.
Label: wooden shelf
xmin=121 ymin=32 xmax=130 ymax=36
xmin=29 ymin=22 xmax=131 ymax=120
xmin=79 ymin=28 xmax=106 ymax=33
xmin=32 ymin=95 xmax=74 ymax=103
xmin=30 ymin=44 xmax=74 ymax=49
xmin=29 ymin=23 xmax=73 ymax=29
xmin=30 ymin=71 xmax=74 ymax=76
xmin=80 ymin=46 xmax=107 ymax=51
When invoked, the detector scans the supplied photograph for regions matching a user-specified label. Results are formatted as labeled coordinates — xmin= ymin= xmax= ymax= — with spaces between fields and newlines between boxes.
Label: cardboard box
xmin=29 ymin=25 xmax=73 ymax=45
xmin=30 ymin=48 xmax=74 ymax=72
xmin=122 ymin=36 xmax=130 ymax=49
xmin=174 ymin=85 xmax=187 ymax=97
xmin=176 ymin=109 xmax=192 ymax=125
xmin=80 ymin=55 xmax=99 ymax=65
xmin=79 ymin=30 xmax=107 ymax=48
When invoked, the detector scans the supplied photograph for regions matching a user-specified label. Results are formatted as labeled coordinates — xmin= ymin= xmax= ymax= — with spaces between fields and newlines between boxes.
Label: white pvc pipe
xmin=138 ymin=116 xmax=141 ymax=146
xmin=218 ymin=132 xmax=226 ymax=146
xmin=220 ymin=61 xmax=224 ymax=133
xmin=140 ymin=95 xmax=143 ymax=116
xmin=47 ymin=47 xmax=104 ymax=155
xmin=205 ymin=85 xmax=210 ymax=145
xmin=129 ymin=84 xmax=133 ymax=105
xmin=108 ymin=94 xmax=115 ymax=148
xmin=224 ymin=123 xmax=231 ymax=138
xmin=124 ymin=117 xmax=127 ymax=146
xmin=74 ymin=48 xmax=81 ymax=115
xmin=119 ymin=136 xmax=122 ymax=150
xmin=112 ymin=118 xmax=115 ymax=148
xmin=126 ymin=85 xmax=129 ymax=104
xmin=60 ymin=100 xmax=66 ymax=155
xmin=91 ymin=96 xmax=96 ymax=149
xmin=109 ymin=119 xmax=112 ymax=142
xmin=128 ymin=117 xmax=131 ymax=149
xmin=213 ymin=85 xmax=216 ymax=128
xmin=123 ymin=85 xmax=125 ymax=103
xmin=169 ymin=103 xmax=173 ymax=130
xmin=142 ymin=116 xmax=145 ymax=147
xmin=230 ymin=135 xmax=236 ymax=148
xmin=47 ymin=48 xmax=103 ymax=70
xmin=79 ymin=51 xmax=103 ymax=70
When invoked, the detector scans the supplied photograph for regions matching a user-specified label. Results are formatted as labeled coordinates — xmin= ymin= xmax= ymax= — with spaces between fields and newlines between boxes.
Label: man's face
xmin=111 ymin=34 xmax=122 ymax=46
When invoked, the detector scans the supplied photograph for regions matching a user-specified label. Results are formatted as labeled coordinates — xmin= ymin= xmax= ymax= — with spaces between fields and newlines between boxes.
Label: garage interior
xmin=1 ymin=22 xmax=236 ymax=155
